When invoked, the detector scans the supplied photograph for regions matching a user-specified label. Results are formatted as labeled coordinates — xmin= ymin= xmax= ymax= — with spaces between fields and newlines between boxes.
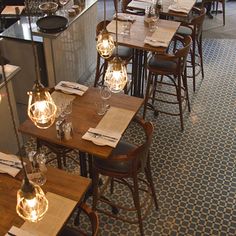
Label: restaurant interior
xmin=0 ymin=0 xmax=235 ymax=235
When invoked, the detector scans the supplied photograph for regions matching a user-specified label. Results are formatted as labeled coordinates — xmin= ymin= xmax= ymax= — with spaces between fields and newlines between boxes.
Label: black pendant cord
xmin=25 ymin=1 xmax=40 ymax=85
xmin=115 ymin=0 xmax=118 ymax=56
xmin=103 ymin=0 xmax=106 ymax=29
xmin=0 ymin=59 xmax=28 ymax=180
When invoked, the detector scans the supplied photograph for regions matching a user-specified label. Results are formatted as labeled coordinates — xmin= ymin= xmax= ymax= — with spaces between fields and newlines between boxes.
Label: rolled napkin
xmin=82 ymin=128 xmax=121 ymax=148
xmin=168 ymin=4 xmax=189 ymax=14
xmin=113 ymin=13 xmax=136 ymax=23
xmin=0 ymin=151 xmax=22 ymax=177
xmin=144 ymin=36 xmax=169 ymax=47
xmin=5 ymin=226 xmax=34 ymax=236
xmin=55 ymin=81 xmax=88 ymax=96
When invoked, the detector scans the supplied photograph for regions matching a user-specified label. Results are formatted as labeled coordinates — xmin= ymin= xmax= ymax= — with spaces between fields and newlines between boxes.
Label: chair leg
xmin=192 ymin=39 xmax=196 ymax=92
xmin=144 ymin=156 xmax=158 ymax=210
xmin=198 ymin=36 xmax=204 ymax=79
xmin=92 ymin=169 xmax=100 ymax=211
xmin=183 ymin=69 xmax=191 ymax=112
xmin=94 ymin=53 xmax=101 ymax=87
xmin=132 ymin=175 xmax=144 ymax=236
xmin=177 ymin=75 xmax=184 ymax=131
xmin=222 ymin=0 xmax=225 ymax=26
xmin=143 ymin=72 xmax=152 ymax=119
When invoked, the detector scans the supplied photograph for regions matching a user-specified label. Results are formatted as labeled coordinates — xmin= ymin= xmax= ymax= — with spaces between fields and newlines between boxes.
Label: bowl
xmin=39 ymin=2 xmax=58 ymax=15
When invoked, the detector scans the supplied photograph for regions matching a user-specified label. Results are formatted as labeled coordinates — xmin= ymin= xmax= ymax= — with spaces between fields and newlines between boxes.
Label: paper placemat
xmin=21 ymin=192 xmax=77 ymax=236
xmin=1 ymin=5 xmax=25 ymax=15
xmin=149 ymin=26 xmax=175 ymax=45
xmin=96 ymin=106 xmax=135 ymax=134
xmin=55 ymin=81 xmax=88 ymax=96
xmin=107 ymin=20 xmax=130 ymax=35
xmin=128 ymin=1 xmax=150 ymax=10
xmin=6 ymin=226 xmax=35 ymax=236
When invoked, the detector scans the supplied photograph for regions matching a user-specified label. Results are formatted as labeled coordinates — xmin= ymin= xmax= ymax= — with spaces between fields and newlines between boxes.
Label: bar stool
xmin=143 ymin=35 xmax=192 ymax=131
xmin=94 ymin=20 xmax=134 ymax=94
xmin=177 ymin=7 xmax=206 ymax=92
xmin=92 ymin=116 xmax=158 ymax=236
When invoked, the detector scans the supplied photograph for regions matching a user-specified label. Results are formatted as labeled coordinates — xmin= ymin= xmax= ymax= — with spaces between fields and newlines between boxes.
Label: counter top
xmin=0 ymin=64 xmax=21 ymax=89
xmin=0 ymin=0 xmax=97 ymax=41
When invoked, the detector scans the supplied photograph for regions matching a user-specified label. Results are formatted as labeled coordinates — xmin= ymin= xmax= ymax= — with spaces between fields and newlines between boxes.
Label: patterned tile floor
xmin=25 ymin=38 xmax=236 ymax=235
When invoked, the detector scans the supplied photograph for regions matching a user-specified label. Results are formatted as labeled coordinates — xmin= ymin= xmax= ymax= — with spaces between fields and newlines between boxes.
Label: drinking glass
xmin=59 ymin=0 xmax=68 ymax=16
xmin=100 ymin=85 xmax=111 ymax=111
xmin=64 ymin=101 xmax=72 ymax=121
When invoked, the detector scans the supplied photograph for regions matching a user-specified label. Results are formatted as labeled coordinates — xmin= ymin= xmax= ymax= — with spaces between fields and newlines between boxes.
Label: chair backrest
xmin=127 ymin=116 xmax=154 ymax=171
xmin=121 ymin=0 xmax=132 ymax=13
xmin=174 ymin=35 xmax=192 ymax=72
xmin=96 ymin=20 xmax=111 ymax=37
xmin=191 ymin=7 xmax=206 ymax=39
xmin=59 ymin=203 xmax=99 ymax=236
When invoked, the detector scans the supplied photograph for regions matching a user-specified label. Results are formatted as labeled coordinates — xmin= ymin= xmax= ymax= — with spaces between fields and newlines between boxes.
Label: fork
xmin=60 ymin=83 xmax=85 ymax=92
xmin=88 ymin=131 xmax=117 ymax=142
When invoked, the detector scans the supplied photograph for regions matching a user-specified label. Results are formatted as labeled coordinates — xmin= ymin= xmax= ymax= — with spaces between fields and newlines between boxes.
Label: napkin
xmin=113 ymin=13 xmax=136 ymax=23
xmin=144 ymin=36 xmax=169 ymax=47
xmin=55 ymin=81 xmax=88 ymax=96
xmin=168 ymin=4 xmax=189 ymax=14
xmin=0 ymin=152 xmax=22 ymax=177
xmin=5 ymin=226 xmax=34 ymax=236
xmin=82 ymin=128 xmax=121 ymax=148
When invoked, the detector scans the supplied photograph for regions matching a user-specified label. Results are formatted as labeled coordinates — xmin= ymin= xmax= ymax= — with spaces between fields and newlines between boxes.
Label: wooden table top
xmin=128 ymin=0 xmax=196 ymax=19
xmin=107 ymin=16 xmax=180 ymax=53
xmin=19 ymin=87 xmax=144 ymax=158
xmin=0 ymin=167 xmax=91 ymax=235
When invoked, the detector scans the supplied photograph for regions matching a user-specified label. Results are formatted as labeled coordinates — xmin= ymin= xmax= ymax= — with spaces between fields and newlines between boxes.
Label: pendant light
xmin=26 ymin=2 xmax=57 ymax=129
xmin=104 ymin=2 xmax=128 ymax=93
xmin=0 ymin=56 xmax=48 ymax=223
xmin=96 ymin=0 xmax=115 ymax=59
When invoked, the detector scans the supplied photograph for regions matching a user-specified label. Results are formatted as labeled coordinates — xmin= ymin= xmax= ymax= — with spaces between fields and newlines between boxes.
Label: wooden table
xmin=107 ymin=16 xmax=180 ymax=97
xmin=127 ymin=0 xmax=196 ymax=19
xmin=0 ymin=167 xmax=91 ymax=235
xmin=19 ymin=87 xmax=144 ymax=174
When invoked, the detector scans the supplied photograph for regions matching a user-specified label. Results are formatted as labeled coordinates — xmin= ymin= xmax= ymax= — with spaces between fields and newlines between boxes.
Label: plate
xmin=36 ymin=15 xmax=68 ymax=33
xmin=91 ymin=140 xmax=106 ymax=146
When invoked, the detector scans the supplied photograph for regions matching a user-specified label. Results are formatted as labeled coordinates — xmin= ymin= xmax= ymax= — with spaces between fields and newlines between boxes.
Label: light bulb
xmin=28 ymin=82 xmax=57 ymax=129
xmin=96 ymin=29 xmax=115 ymax=59
xmin=104 ymin=56 xmax=128 ymax=93
xmin=16 ymin=182 xmax=48 ymax=223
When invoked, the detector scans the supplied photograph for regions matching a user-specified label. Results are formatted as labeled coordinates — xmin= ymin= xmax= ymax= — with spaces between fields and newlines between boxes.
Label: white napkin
xmin=113 ymin=13 xmax=136 ymax=22
xmin=55 ymin=81 xmax=88 ymax=96
xmin=0 ymin=152 xmax=22 ymax=177
xmin=168 ymin=4 xmax=189 ymax=14
xmin=5 ymin=226 xmax=35 ymax=236
xmin=82 ymin=128 xmax=121 ymax=148
xmin=144 ymin=36 xmax=169 ymax=47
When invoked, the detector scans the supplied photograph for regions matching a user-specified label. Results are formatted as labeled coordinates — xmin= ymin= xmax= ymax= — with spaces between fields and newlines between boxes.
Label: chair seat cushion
xmin=113 ymin=46 xmax=133 ymax=60
xmin=148 ymin=56 xmax=177 ymax=72
xmin=59 ymin=226 xmax=81 ymax=236
xmin=177 ymin=26 xmax=193 ymax=36
xmin=94 ymin=141 xmax=137 ymax=173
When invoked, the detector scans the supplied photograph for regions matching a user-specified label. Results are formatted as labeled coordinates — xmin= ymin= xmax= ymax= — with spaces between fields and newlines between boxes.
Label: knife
xmin=87 ymin=131 xmax=118 ymax=141
xmin=0 ymin=159 xmax=21 ymax=165
xmin=60 ymin=83 xmax=85 ymax=92
xmin=0 ymin=161 xmax=22 ymax=169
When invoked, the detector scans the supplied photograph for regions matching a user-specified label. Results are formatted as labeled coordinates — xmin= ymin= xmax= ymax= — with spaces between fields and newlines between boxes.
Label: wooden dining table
xmin=107 ymin=15 xmax=181 ymax=97
xmin=18 ymin=87 xmax=144 ymax=176
xmin=127 ymin=0 xmax=196 ymax=19
xmin=0 ymin=166 xmax=91 ymax=235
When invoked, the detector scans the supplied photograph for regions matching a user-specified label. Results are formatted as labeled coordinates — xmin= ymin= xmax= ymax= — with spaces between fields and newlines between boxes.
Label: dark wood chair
xmin=177 ymin=7 xmax=206 ymax=92
xmin=92 ymin=116 xmax=158 ymax=236
xmin=59 ymin=203 xmax=99 ymax=236
xmin=143 ymin=35 xmax=192 ymax=131
xmin=94 ymin=20 xmax=134 ymax=94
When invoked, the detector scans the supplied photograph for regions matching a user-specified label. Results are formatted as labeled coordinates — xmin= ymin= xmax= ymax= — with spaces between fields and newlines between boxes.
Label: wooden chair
xmin=59 ymin=203 xmax=99 ymax=236
xmin=197 ymin=0 xmax=225 ymax=25
xmin=92 ymin=116 xmax=158 ymax=236
xmin=94 ymin=20 xmax=134 ymax=93
xmin=177 ymin=7 xmax=206 ymax=92
xmin=143 ymin=35 xmax=192 ymax=131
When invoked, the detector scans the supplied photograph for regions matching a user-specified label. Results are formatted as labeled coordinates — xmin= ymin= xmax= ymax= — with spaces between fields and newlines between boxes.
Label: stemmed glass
xmin=100 ymin=85 xmax=111 ymax=111
xmin=64 ymin=101 xmax=72 ymax=121
xmin=59 ymin=0 xmax=68 ymax=16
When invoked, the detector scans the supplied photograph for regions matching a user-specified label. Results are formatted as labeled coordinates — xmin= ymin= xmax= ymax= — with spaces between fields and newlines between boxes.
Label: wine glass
xmin=100 ymin=85 xmax=111 ymax=111
xmin=64 ymin=101 xmax=72 ymax=121
xmin=59 ymin=0 xmax=68 ymax=16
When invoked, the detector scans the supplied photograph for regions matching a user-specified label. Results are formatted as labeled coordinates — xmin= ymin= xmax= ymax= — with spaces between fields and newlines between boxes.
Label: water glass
xmin=95 ymin=101 xmax=106 ymax=116
xmin=149 ymin=17 xmax=158 ymax=32
xmin=122 ymin=20 xmax=131 ymax=36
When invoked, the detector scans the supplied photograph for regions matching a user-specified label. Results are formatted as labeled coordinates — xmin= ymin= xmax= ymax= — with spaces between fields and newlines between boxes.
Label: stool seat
xmin=94 ymin=141 xmax=136 ymax=173
xmin=177 ymin=25 xmax=193 ymax=36
xmin=113 ymin=46 xmax=133 ymax=60
xmin=148 ymin=56 xmax=178 ymax=72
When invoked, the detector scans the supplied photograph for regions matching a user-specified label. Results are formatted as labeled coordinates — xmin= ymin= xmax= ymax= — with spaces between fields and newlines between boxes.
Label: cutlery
xmin=60 ymin=83 xmax=85 ymax=92
xmin=0 ymin=161 xmax=22 ymax=169
xmin=87 ymin=131 xmax=118 ymax=142
xmin=0 ymin=159 xmax=21 ymax=166
xmin=7 ymin=232 xmax=16 ymax=236
xmin=148 ymin=38 xmax=166 ymax=44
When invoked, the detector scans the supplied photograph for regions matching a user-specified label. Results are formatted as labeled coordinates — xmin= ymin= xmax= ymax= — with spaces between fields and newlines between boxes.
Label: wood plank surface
xmin=19 ymin=87 xmax=144 ymax=158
